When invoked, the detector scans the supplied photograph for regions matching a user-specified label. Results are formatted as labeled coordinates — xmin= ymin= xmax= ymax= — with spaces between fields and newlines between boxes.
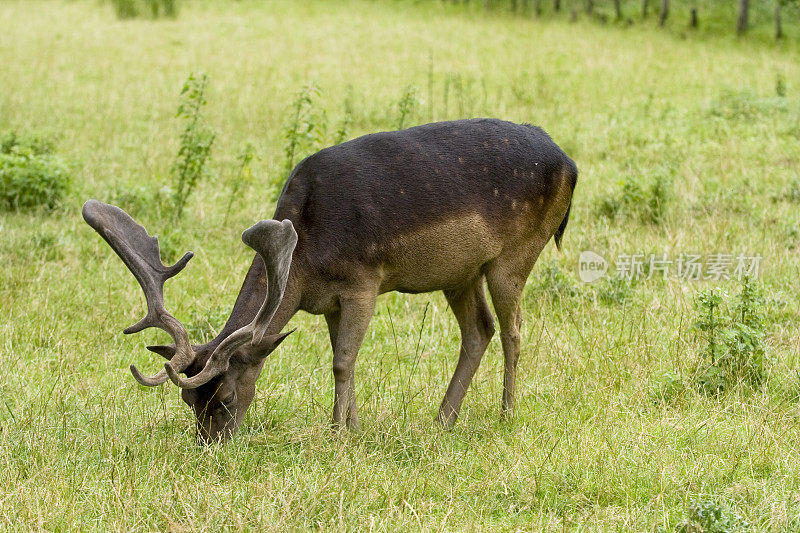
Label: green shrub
xmin=649 ymin=372 xmax=685 ymax=406
xmin=223 ymin=142 xmax=257 ymax=224
xmin=0 ymin=133 xmax=69 ymax=211
xmin=707 ymin=88 xmax=787 ymax=120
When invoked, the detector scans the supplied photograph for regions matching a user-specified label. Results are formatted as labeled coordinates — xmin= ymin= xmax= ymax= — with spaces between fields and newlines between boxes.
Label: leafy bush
xmin=649 ymin=372 xmax=685 ymax=406
xmin=692 ymin=278 xmax=768 ymax=395
xmin=0 ymin=133 xmax=69 ymax=211
xmin=334 ymin=86 xmax=355 ymax=145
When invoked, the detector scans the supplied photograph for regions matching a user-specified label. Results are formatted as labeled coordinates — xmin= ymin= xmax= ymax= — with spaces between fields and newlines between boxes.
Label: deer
xmin=83 ymin=118 xmax=578 ymax=444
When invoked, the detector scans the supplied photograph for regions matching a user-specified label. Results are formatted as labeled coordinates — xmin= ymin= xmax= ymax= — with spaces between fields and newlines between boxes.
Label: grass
xmin=1 ymin=0 xmax=800 ymax=529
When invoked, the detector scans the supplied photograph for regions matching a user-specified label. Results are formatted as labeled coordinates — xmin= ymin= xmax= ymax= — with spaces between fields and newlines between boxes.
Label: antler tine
xmin=166 ymin=219 xmax=297 ymax=389
xmin=82 ymin=200 xmax=198 ymax=386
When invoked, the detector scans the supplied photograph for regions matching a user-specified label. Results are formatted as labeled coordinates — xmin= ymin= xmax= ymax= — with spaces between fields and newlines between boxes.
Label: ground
xmin=1 ymin=0 xmax=800 ymax=530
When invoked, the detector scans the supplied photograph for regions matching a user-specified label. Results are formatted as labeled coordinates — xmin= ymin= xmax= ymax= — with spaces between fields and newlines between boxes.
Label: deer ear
xmin=238 ymin=329 xmax=296 ymax=365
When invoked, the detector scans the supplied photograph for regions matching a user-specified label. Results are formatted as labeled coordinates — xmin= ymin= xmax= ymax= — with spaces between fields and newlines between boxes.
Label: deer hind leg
xmin=437 ymin=277 xmax=496 ymax=428
xmin=329 ymin=291 xmax=376 ymax=431
xmin=485 ymin=265 xmax=527 ymax=420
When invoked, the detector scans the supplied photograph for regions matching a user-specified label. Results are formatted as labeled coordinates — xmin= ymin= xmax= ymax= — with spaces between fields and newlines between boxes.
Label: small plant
xmin=396 ymin=85 xmax=419 ymax=130
xmin=676 ymin=499 xmax=750 ymax=533
xmin=223 ymin=143 xmax=257 ymax=224
xmin=282 ymin=83 xmax=327 ymax=175
xmin=649 ymin=372 xmax=685 ymax=406
xmin=527 ymin=260 xmax=582 ymax=302
xmin=692 ymin=278 xmax=768 ymax=395
xmin=171 ymin=72 xmax=215 ymax=222
xmin=0 ymin=132 xmax=69 ymax=211
xmin=596 ymin=274 xmax=633 ymax=305
xmin=596 ymin=167 xmax=672 ymax=224
xmin=334 ymin=87 xmax=355 ymax=145
xmin=111 ymin=183 xmax=172 ymax=219
xmin=776 ymin=72 xmax=787 ymax=97
xmin=187 ymin=304 xmax=232 ymax=344
xmin=708 ymin=89 xmax=787 ymax=121
xmin=788 ymin=179 xmax=800 ymax=203
xmin=109 ymin=0 xmax=177 ymax=19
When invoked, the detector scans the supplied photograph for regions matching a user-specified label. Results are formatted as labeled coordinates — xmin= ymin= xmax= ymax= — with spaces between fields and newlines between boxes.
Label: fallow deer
xmin=84 ymin=118 xmax=578 ymax=443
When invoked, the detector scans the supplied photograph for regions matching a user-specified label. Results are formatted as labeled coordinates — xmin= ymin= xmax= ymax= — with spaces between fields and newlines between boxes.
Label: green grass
xmin=2 ymin=0 xmax=800 ymax=529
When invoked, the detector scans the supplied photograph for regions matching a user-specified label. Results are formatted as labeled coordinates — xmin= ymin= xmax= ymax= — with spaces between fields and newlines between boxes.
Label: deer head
xmin=83 ymin=200 xmax=296 ymax=443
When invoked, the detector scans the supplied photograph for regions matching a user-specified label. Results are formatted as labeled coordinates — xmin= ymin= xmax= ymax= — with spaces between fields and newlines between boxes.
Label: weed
xmin=786 ymin=223 xmax=799 ymax=250
xmin=334 ymin=86 xmax=355 ymax=145
xmin=111 ymin=183 xmax=172 ymax=219
xmin=187 ymin=304 xmax=232 ymax=344
xmin=595 ymin=274 xmax=634 ymax=305
xmin=171 ymin=72 xmax=215 ymax=222
xmin=282 ymin=82 xmax=327 ymax=176
xmin=708 ymin=89 xmax=787 ymax=120
xmin=676 ymin=499 xmax=750 ymax=532
xmin=692 ymin=278 xmax=768 ymax=395
xmin=596 ymin=165 xmax=673 ymax=224
xmin=0 ymin=132 xmax=69 ymax=211
xmin=649 ymin=372 xmax=685 ymax=406
xmin=223 ymin=143 xmax=257 ymax=224
xmin=396 ymin=85 xmax=419 ymax=130
xmin=786 ymin=179 xmax=800 ymax=203
xmin=776 ymin=72 xmax=787 ymax=97
xmin=1 ymin=132 xmax=53 ymax=156
xmin=109 ymin=0 xmax=177 ymax=19
xmin=527 ymin=260 xmax=583 ymax=302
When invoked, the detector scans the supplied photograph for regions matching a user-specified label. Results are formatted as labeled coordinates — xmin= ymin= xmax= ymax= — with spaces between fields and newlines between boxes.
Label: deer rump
xmin=85 ymin=118 xmax=577 ymax=443
xmin=276 ymin=118 xmax=576 ymax=295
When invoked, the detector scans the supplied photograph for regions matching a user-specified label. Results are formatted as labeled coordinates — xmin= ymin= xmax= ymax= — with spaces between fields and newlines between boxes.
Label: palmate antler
xmin=165 ymin=219 xmax=297 ymax=389
xmin=83 ymin=200 xmax=198 ymax=386
xmin=83 ymin=200 xmax=297 ymax=389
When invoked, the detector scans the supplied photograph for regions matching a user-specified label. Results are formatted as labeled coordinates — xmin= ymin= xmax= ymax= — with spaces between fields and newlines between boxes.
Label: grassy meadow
xmin=2 ymin=0 xmax=800 ymax=530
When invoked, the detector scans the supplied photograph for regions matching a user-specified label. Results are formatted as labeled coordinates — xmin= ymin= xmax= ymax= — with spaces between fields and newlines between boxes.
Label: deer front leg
xmin=330 ymin=292 xmax=376 ymax=431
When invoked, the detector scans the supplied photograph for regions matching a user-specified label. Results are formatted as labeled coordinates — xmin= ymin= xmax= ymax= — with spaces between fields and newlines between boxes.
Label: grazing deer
xmin=84 ymin=118 xmax=577 ymax=443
